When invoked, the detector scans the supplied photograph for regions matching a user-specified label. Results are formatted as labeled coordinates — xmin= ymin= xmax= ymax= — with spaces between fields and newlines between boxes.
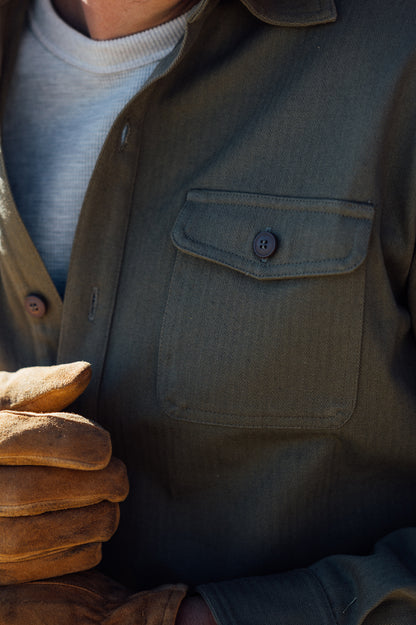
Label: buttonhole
xmin=119 ymin=122 xmax=131 ymax=151
xmin=88 ymin=287 xmax=99 ymax=322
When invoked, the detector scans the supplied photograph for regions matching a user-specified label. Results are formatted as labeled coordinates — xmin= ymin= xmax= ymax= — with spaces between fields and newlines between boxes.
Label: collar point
xmin=241 ymin=0 xmax=338 ymax=27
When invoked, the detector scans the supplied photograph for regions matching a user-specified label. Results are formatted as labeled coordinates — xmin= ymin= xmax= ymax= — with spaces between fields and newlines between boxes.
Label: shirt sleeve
xmin=197 ymin=526 xmax=416 ymax=624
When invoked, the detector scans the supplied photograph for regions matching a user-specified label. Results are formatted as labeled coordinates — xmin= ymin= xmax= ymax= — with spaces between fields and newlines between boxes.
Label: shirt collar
xmin=242 ymin=0 xmax=337 ymax=25
xmin=191 ymin=0 xmax=337 ymax=26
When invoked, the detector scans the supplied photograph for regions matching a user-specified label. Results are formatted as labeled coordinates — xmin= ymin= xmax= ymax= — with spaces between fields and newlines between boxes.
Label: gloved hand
xmin=0 ymin=569 xmax=188 ymax=625
xmin=0 ymin=362 xmax=129 ymax=585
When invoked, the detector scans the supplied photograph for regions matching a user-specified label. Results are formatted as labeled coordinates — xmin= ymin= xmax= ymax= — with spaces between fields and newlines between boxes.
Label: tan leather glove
xmin=0 ymin=361 xmax=93 ymax=413
xmin=0 ymin=362 xmax=129 ymax=585
xmin=0 ymin=570 xmax=188 ymax=625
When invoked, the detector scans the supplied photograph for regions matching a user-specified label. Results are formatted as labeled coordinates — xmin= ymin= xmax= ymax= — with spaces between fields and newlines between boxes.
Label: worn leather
xmin=0 ymin=362 xmax=92 ymax=412
xmin=0 ymin=362 xmax=129 ymax=584
xmin=0 ymin=455 xmax=128 ymax=516
xmin=0 ymin=570 xmax=187 ymax=625
xmin=0 ymin=409 xmax=111 ymax=469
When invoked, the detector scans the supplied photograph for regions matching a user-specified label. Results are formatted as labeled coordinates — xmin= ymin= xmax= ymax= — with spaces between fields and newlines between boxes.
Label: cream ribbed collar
xmin=30 ymin=0 xmax=190 ymax=73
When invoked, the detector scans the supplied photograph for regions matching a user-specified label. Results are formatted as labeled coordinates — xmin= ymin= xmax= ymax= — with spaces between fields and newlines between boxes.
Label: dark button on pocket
xmin=253 ymin=231 xmax=277 ymax=259
xmin=25 ymin=294 xmax=47 ymax=318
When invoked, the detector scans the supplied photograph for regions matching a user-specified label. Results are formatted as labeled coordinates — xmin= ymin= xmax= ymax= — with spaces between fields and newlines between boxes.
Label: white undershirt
xmin=2 ymin=0 xmax=188 ymax=296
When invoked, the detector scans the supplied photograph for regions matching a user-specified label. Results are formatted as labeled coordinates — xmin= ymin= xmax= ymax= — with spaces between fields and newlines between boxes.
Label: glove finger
xmin=0 ymin=501 xmax=120 ymax=560
xmin=0 ymin=361 xmax=91 ymax=413
xmin=0 ymin=457 xmax=129 ymax=516
xmin=0 ymin=570 xmax=130 ymax=619
xmin=0 ymin=410 xmax=111 ymax=469
xmin=0 ymin=543 xmax=103 ymax=585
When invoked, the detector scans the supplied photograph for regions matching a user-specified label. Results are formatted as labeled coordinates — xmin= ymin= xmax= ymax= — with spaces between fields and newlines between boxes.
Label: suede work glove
xmin=0 ymin=361 xmax=92 ymax=413
xmin=0 ymin=569 xmax=188 ymax=625
xmin=0 ymin=362 xmax=129 ymax=585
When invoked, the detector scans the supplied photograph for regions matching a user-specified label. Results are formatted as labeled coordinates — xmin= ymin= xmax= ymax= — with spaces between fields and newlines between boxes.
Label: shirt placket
xmin=56 ymin=6 xmax=218 ymax=418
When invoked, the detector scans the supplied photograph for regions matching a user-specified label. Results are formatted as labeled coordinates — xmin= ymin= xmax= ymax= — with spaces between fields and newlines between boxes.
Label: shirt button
xmin=253 ymin=231 xmax=277 ymax=259
xmin=25 ymin=294 xmax=47 ymax=318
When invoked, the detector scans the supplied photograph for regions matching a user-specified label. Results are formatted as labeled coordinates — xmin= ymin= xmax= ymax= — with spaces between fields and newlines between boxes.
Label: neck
xmin=52 ymin=0 xmax=197 ymax=39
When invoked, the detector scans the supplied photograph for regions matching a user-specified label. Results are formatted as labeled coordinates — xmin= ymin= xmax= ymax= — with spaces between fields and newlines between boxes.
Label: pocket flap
xmin=172 ymin=190 xmax=374 ymax=280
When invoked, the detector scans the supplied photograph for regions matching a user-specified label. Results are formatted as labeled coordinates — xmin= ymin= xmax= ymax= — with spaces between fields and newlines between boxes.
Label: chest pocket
xmin=158 ymin=190 xmax=374 ymax=429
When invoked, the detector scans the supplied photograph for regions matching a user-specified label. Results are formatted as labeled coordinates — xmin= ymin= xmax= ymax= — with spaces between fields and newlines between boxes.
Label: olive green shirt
xmin=0 ymin=0 xmax=416 ymax=623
